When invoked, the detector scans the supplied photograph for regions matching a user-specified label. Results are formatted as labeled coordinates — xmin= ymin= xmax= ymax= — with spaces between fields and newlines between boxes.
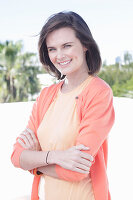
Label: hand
xmin=55 ymin=144 xmax=94 ymax=174
xmin=17 ymin=128 xmax=41 ymax=151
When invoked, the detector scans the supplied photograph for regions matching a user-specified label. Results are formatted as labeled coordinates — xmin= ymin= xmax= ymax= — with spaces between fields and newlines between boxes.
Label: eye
xmin=48 ymin=48 xmax=56 ymax=52
xmin=64 ymin=44 xmax=71 ymax=48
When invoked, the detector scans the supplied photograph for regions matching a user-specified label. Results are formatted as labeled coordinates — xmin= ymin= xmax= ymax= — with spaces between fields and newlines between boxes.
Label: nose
xmin=56 ymin=49 xmax=65 ymax=60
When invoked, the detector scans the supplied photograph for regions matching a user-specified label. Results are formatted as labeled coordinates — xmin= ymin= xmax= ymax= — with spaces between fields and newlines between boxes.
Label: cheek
xmin=48 ymin=54 xmax=55 ymax=63
xmin=71 ymin=45 xmax=83 ymax=58
xmin=72 ymin=49 xmax=84 ymax=62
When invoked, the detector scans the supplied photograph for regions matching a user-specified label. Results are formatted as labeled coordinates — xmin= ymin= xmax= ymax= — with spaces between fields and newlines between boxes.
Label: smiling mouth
xmin=58 ymin=59 xmax=72 ymax=66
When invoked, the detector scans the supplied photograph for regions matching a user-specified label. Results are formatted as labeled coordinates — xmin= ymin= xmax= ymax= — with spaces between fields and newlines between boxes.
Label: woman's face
xmin=46 ymin=27 xmax=88 ymax=76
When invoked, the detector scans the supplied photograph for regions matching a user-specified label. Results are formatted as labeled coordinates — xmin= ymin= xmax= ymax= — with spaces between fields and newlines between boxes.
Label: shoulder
xmin=86 ymin=76 xmax=113 ymax=96
xmin=38 ymin=81 xmax=63 ymax=100
xmin=92 ymin=76 xmax=111 ymax=91
xmin=81 ymin=76 xmax=113 ymax=106
xmin=32 ymin=81 xmax=62 ymax=112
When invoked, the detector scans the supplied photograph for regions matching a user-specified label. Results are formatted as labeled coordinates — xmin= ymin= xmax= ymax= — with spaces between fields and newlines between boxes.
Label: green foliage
xmin=1 ymin=41 xmax=133 ymax=101
xmin=124 ymin=51 xmax=133 ymax=65
xmin=0 ymin=40 xmax=41 ymax=102
xmin=99 ymin=56 xmax=133 ymax=98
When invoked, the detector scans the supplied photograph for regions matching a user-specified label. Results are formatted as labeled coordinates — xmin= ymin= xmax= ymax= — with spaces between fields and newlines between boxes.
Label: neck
xmin=63 ymin=62 xmax=90 ymax=88
xmin=64 ymin=73 xmax=89 ymax=88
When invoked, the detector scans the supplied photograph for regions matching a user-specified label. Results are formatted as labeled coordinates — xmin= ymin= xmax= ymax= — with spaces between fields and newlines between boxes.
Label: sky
xmin=0 ymin=0 xmax=133 ymax=64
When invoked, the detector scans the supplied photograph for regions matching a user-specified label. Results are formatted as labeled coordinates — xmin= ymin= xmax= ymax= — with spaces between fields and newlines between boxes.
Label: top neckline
xmin=59 ymin=75 xmax=96 ymax=95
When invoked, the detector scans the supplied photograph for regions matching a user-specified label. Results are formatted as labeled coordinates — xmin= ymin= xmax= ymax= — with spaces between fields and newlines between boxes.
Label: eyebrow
xmin=47 ymin=42 xmax=74 ymax=49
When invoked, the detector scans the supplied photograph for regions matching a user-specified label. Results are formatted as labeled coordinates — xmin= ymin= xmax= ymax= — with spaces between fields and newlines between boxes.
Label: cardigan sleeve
xmin=11 ymin=86 xmax=50 ymax=168
xmin=55 ymin=87 xmax=115 ymax=182
xmin=10 ymin=95 xmax=40 ymax=168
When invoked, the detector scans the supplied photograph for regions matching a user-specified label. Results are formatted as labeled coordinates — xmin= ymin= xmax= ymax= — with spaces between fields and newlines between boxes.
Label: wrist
xmin=46 ymin=151 xmax=50 ymax=165
xmin=47 ymin=150 xmax=61 ymax=165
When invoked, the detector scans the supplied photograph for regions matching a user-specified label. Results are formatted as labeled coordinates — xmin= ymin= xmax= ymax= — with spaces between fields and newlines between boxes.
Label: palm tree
xmin=124 ymin=51 xmax=133 ymax=65
xmin=0 ymin=40 xmax=41 ymax=102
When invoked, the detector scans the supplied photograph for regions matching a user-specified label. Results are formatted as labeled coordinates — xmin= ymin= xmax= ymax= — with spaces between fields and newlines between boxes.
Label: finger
xmin=24 ymin=131 xmax=35 ymax=147
xmin=78 ymin=158 xmax=92 ymax=168
xmin=18 ymin=134 xmax=31 ymax=147
xmin=80 ymin=151 xmax=94 ymax=162
xmin=17 ymin=136 xmax=25 ymax=144
xmin=26 ymin=128 xmax=35 ymax=138
xmin=75 ymin=162 xmax=90 ymax=172
xmin=87 ymin=160 xmax=92 ymax=167
xmin=75 ymin=144 xmax=90 ymax=150
xmin=17 ymin=138 xmax=27 ymax=148
xmin=71 ymin=166 xmax=89 ymax=174
xmin=26 ymin=128 xmax=39 ymax=147
xmin=21 ymin=131 xmax=33 ymax=147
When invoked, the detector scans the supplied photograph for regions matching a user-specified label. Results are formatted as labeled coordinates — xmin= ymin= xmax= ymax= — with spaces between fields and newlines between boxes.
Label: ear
xmin=83 ymin=46 xmax=87 ymax=52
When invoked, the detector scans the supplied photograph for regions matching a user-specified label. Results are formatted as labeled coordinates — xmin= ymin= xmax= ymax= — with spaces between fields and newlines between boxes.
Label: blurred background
xmin=0 ymin=0 xmax=133 ymax=199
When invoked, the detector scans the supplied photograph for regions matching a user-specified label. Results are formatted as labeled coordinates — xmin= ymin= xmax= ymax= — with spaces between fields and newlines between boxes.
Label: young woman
xmin=11 ymin=11 xmax=115 ymax=200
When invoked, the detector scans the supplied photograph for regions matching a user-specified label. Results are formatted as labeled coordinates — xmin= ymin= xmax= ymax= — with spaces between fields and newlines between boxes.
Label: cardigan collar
xmin=56 ymin=75 xmax=98 ymax=99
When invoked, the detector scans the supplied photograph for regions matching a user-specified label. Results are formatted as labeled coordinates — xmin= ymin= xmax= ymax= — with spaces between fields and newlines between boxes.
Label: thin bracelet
xmin=46 ymin=151 xmax=50 ymax=164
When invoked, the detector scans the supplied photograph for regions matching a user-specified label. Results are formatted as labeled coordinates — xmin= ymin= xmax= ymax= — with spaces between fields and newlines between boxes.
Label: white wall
xmin=0 ymin=97 xmax=133 ymax=199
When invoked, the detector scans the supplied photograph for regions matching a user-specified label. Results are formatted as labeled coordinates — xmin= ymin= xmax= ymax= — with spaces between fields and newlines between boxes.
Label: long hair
xmin=38 ymin=11 xmax=102 ymax=80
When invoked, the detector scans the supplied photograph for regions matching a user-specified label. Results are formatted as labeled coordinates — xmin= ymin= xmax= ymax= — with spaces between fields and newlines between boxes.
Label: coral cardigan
xmin=11 ymin=76 xmax=115 ymax=200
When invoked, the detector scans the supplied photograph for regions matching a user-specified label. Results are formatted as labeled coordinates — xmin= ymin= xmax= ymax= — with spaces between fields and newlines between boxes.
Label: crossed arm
xmin=11 ymin=87 xmax=115 ymax=182
xmin=16 ymin=128 xmax=61 ymax=179
xmin=13 ymin=128 xmax=93 ymax=180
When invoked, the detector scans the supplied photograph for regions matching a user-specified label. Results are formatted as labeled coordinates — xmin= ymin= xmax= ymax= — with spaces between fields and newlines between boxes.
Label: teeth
xmin=59 ymin=60 xmax=71 ymax=65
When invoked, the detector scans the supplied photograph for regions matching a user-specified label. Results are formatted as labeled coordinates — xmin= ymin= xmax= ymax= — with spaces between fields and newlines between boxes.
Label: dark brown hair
xmin=38 ymin=11 xmax=102 ymax=80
